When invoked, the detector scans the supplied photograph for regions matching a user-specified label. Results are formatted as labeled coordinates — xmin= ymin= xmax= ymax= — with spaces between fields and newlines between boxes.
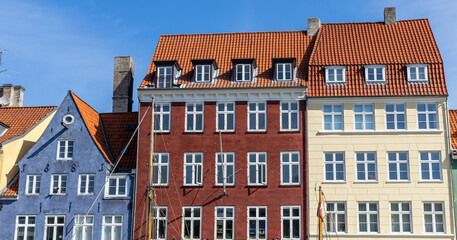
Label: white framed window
xmin=157 ymin=66 xmax=173 ymax=88
xmin=280 ymin=101 xmax=299 ymax=131
xmin=281 ymin=206 xmax=301 ymax=240
xmin=276 ymin=63 xmax=292 ymax=81
xmin=217 ymin=102 xmax=235 ymax=132
xmin=57 ymin=139 xmax=74 ymax=160
xmin=281 ymin=152 xmax=300 ymax=185
xmin=153 ymin=153 xmax=169 ymax=186
xmin=323 ymin=105 xmax=343 ymax=131
xmin=44 ymin=215 xmax=65 ymax=240
xmin=185 ymin=103 xmax=204 ymax=132
xmin=182 ymin=207 xmax=202 ymax=240
xmin=236 ymin=64 xmax=251 ymax=81
xmin=324 ymin=152 xmax=345 ymax=181
xmin=184 ymin=153 xmax=203 ymax=186
xmin=215 ymin=152 xmax=235 ymax=186
xmin=247 ymin=152 xmax=267 ymax=186
xmin=14 ymin=215 xmax=36 ymax=240
xmin=356 ymin=152 xmax=377 ymax=181
xmin=73 ymin=215 xmax=94 ymax=240
xmin=78 ymin=174 xmax=95 ymax=195
xmin=153 ymin=207 xmax=168 ymax=240
xmin=358 ymin=202 xmax=379 ymax=233
xmin=420 ymin=152 xmax=442 ymax=181
xmin=105 ymin=175 xmax=127 ymax=197
xmin=388 ymin=152 xmax=409 ymax=181
xmin=423 ymin=202 xmax=445 ymax=233
xmin=407 ymin=64 xmax=428 ymax=82
xmin=215 ymin=206 xmax=234 ymax=240
xmin=26 ymin=175 xmax=41 ymax=195
xmin=354 ymin=104 xmax=374 ymax=130
xmin=390 ymin=202 xmax=412 ymax=233
xmin=326 ymin=202 xmax=346 ymax=233
xmin=102 ymin=215 xmax=123 ymax=240
xmin=386 ymin=104 xmax=406 ymax=130
xmin=154 ymin=103 xmax=171 ymax=133
xmin=50 ymin=174 xmax=67 ymax=195
xmin=325 ymin=66 xmax=346 ymax=84
xmin=196 ymin=65 xmax=211 ymax=82
xmin=248 ymin=102 xmax=266 ymax=132
xmin=417 ymin=103 xmax=438 ymax=130
xmin=365 ymin=65 xmax=385 ymax=83
xmin=247 ymin=206 xmax=267 ymax=239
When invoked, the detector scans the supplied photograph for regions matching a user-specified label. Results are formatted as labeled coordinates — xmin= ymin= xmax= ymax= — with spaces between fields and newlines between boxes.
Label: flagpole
xmin=318 ymin=185 xmax=323 ymax=240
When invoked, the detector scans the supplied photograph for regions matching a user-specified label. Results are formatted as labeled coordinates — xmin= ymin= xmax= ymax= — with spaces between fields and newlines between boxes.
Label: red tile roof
xmin=449 ymin=110 xmax=457 ymax=150
xmin=0 ymin=106 xmax=56 ymax=144
xmin=0 ymin=176 xmax=18 ymax=197
xmin=140 ymin=31 xmax=315 ymax=89
xmin=100 ymin=112 xmax=138 ymax=169
xmin=307 ymin=19 xmax=447 ymax=97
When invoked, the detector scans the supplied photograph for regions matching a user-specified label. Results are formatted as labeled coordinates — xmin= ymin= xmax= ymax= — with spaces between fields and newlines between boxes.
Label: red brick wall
xmin=134 ymin=100 xmax=307 ymax=239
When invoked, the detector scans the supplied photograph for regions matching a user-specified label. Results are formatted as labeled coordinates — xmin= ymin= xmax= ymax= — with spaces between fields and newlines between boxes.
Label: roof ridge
xmin=159 ymin=30 xmax=309 ymax=37
xmin=322 ymin=18 xmax=429 ymax=25
xmin=0 ymin=106 xmax=56 ymax=109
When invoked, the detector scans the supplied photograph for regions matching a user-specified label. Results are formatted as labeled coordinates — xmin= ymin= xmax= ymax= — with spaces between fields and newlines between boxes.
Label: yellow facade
xmin=0 ymin=111 xmax=55 ymax=189
xmin=307 ymin=96 xmax=455 ymax=239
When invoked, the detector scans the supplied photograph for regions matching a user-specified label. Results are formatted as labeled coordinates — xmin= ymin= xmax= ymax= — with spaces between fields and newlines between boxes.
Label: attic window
xmin=191 ymin=59 xmax=218 ymax=83
xmin=273 ymin=58 xmax=296 ymax=81
xmin=325 ymin=66 xmax=346 ymax=84
xmin=407 ymin=64 xmax=428 ymax=82
xmin=365 ymin=65 xmax=386 ymax=84
xmin=126 ymin=124 xmax=136 ymax=131
xmin=0 ymin=122 xmax=8 ymax=137
xmin=232 ymin=59 xmax=256 ymax=82
xmin=154 ymin=60 xmax=182 ymax=88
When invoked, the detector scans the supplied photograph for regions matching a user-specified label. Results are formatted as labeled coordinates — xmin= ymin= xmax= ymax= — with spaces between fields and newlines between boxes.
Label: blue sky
xmin=1 ymin=0 xmax=456 ymax=112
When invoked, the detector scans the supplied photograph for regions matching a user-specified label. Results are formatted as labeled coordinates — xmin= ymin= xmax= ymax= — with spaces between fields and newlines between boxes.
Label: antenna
xmin=0 ymin=96 xmax=10 ymax=106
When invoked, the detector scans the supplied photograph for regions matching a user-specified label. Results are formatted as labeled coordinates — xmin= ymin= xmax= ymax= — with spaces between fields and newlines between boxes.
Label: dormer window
xmin=232 ymin=59 xmax=256 ymax=82
xmin=407 ymin=64 xmax=428 ymax=82
xmin=191 ymin=59 xmax=218 ymax=83
xmin=273 ymin=58 xmax=296 ymax=81
xmin=196 ymin=65 xmax=210 ymax=82
xmin=0 ymin=122 xmax=8 ymax=137
xmin=154 ymin=60 xmax=182 ymax=88
xmin=325 ymin=66 xmax=346 ymax=84
xmin=365 ymin=65 xmax=386 ymax=83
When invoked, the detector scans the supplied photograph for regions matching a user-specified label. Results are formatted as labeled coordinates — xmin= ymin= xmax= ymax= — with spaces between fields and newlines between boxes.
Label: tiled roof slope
xmin=140 ymin=31 xmax=315 ymax=89
xmin=0 ymin=106 xmax=56 ymax=144
xmin=70 ymin=92 xmax=113 ymax=164
xmin=449 ymin=110 xmax=457 ymax=150
xmin=100 ymin=112 xmax=138 ymax=169
xmin=0 ymin=177 xmax=18 ymax=197
xmin=308 ymin=19 xmax=447 ymax=97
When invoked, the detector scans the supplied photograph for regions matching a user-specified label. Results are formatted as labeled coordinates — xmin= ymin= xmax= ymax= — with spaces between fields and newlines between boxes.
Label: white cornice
xmin=307 ymin=95 xmax=446 ymax=104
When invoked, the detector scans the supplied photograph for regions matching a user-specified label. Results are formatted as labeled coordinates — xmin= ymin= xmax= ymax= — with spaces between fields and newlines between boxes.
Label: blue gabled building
xmin=0 ymin=91 xmax=138 ymax=240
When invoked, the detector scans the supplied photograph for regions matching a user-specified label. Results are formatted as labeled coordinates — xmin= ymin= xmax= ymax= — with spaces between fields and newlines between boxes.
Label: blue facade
xmin=0 ymin=92 xmax=134 ymax=240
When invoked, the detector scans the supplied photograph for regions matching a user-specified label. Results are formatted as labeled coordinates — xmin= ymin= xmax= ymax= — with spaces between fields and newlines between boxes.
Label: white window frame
xmin=195 ymin=64 xmax=211 ymax=82
xmin=420 ymin=152 xmax=442 ymax=181
xmin=185 ymin=103 xmax=204 ymax=132
xmin=407 ymin=64 xmax=428 ymax=82
xmin=387 ymin=152 xmax=409 ymax=181
xmin=280 ymin=101 xmax=300 ymax=131
xmin=354 ymin=104 xmax=374 ymax=130
xmin=385 ymin=104 xmax=406 ymax=130
xmin=247 ymin=206 xmax=267 ymax=240
xmin=50 ymin=174 xmax=67 ymax=195
xmin=157 ymin=66 xmax=173 ymax=88
xmin=14 ymin=215 xmax=36 ymax=240
xmin=214 ymin=206 xmax=235 ymax=240
xmin=57 ymin=139 xmax=74 ymax=160
xmin=365 ymin=65 xmax=386 ymax=83
xmin=423 ymin=202 xmax=445 ymax=233
xmin=216 ymin=102 xmax=235 ymax=132
xmin=182 ymin=206 xmax=202 ymax=240
xmin=355 ymin=152 xmax=377 ymax=182
xmin=276 ymin=63 xmax=293 ymax=81
xmin=44 ymin=215 xmax=65 ymax=240
xmin=326 ymin=202 xmax=346 ymax=233
xmin=390 ymin=202 xmax=412 ymax=233
xmin=153 ymin=207 xmax=168 ymax=240
xmin=215 ymin=152 xmax=235 ymax=186
xmin=26 ymin=175 xmax=41 ymax=195
xmin=73 ymin=215 xmax=94 ymax=240
xmin=417 ymin=103 xmax=438 ymax=130
xmin=105 ymin=175 xmax=128 ymax=197
xmin=324 ymin=152 xmax=345 ymax=182
xmin=102 ymin=215 xmax=123 ymax=240
xmin=152 ymin=153 xmax=169 ymax=186
xmin=183 ymin=153 xmax=203 ymax=186
xmin=357 ymin=202 xmax=379 ymax=233
xmin=280 ymin=151 xmax=300 ymax=185
xmin=247 ymin=102 xmax=266 ymax=132
xmin=325 ymin=66 xmax=346 ymax=84
xmin=235 ymin=64 xmax=251 ymax=82
xmin=247 ymin=152 xmax=267 ymax=186
xmin=281 ymin=206 xmax=301 ymax=240
xmin=78 ymin=174 xmax=95 ymax=195
xmin=323 ymin=104 xmax=343 ymax=131
xmin=154 ymin=103 xmax=171 ymax=133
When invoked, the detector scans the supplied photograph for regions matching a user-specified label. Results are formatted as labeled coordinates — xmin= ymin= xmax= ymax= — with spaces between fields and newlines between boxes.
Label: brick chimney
xmin=0 ymin=84 xmax=25 ymax=107
xmin=384 ymin=7 xmax=396 ymax=25
xmin=307 ymin=18 xmax=321 ymax=36
xmin=112 ymin=56 xmax=134 ymax=113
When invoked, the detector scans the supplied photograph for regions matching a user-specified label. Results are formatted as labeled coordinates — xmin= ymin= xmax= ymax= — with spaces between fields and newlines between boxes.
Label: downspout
xmin=445 ymin=97 xmax=457 ymax=235
xmin=131 ymin=98 xmax=140 ymax=240
xmin=306 ymin=96 xmax=310 ymax=240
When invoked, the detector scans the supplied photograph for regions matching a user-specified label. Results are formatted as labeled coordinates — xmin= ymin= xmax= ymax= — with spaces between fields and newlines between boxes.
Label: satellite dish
xmin=0 ymin=96 xmax=9 ymax=106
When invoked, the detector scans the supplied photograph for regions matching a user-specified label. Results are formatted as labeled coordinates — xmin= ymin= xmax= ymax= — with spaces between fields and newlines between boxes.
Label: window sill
xmin=154 ymin=131 xmax=170 ymax=134
xmin=325 ymin=82 xmax=346 ymax=86
xmin=182 ymin=185 xmax=203 ymax=188
xmin=279 ymin=184 xmax=301 ymax=187
xmin=214 ymin=131 xmax=236 ymax=134
xmin=103 ymin=197 xmax=130 ymax=200
xmin=50 ymin=194 xmax=67 ymax=196
xmin=353 ymin=181 xmax=378 ymax=184
xmin=246 ymin=130 xmax=267 ymax=134
xmin=322 ymin=181 xmax=346 ymax=184
xmin=385 ymin=180 xmax=411 ymax=183
xmin=318 ymin=129 xmax=443 ymax=135
xmin=246 ymin=184 xmax=268 ymax=188
xmin=278 ymin=130 xmax=300 ymax=133
xmin=151 ymin=185 xmax=169 ymax=188
xmin=214 ymin=185 xmax=236 ymax=188
xmin=366 ymin=80 xmax=386 ymax=85
xmin=418 ymin=180 xmax=444 ymax=183
xmin=77 ymin=194 xmax=95 ymax=196
xmin=182 ymin=131 xmax=204 ymax=134
xmin=408 ymin=80 xmax=429 ymax=84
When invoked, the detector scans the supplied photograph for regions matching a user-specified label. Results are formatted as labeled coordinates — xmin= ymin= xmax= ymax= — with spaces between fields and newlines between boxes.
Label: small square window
xmin=325 ymin=66 xmax=346 ymax=84
xmin=157 ymin=66 xmax=173 ymax=88
xmin=78 ymin=174 xmax=95 ymax=195
xmin=105 ymin=175 xmax=128 ymax=197
xmin=196 ymin=65 xmax=211 ymax=82
xmin=236 ymin=64 xmax=251 ymax=81
xmin=365 ymin=65 xmax=385 ymax=83
xmin=407 ymin=64 xmax=428 ymax=82
xmin=50 ymin=174 xmax=67 ymax=195
xmin=57 ymin=139 xmax=74 ymax=160
xmin=276 ymin=63 xmax=292 ymax=81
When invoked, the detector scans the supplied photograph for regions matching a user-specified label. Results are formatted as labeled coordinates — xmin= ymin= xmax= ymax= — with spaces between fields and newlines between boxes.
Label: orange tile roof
xmin=307 ymin=19 xmax=447 ymax=97
xmin=140 ymin=31 xmax=315 ymax=89
xmin=0 ymin=176 xmax=18 ymax=197
xmin=100 ymin=112 xmax=138 ymax=169
xmin=0 ymin=106 xmax=56 ymax=144
xmin=449 ymin=110 xmax=457 ymax=150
